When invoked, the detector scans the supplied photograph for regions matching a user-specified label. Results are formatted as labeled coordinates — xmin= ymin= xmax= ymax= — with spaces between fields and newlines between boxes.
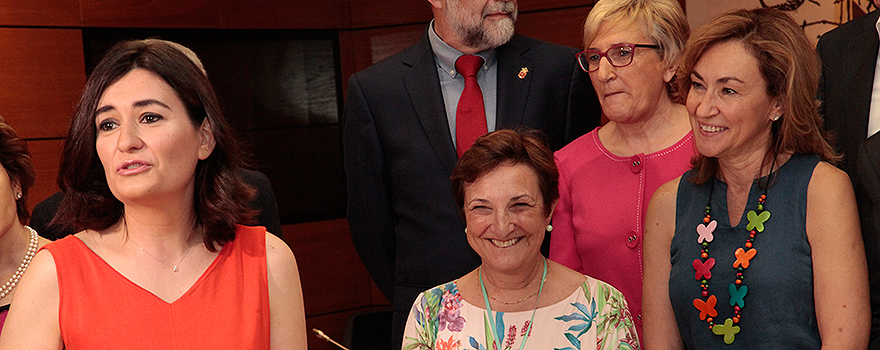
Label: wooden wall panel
xmin=350 ymin=0 xmax=433 ymax=29
xmin=347 ymin=0 xmax=598 ymax=30
xmin=0 ymin=0 xmax=80 ymax=27
xmin=343 ymin=24 xmax=424 ymax=78
xmin=26 ymin=139 xmax=63 ymax=214
xmin=519 ymin=0 xmax=597 ymax=12
xmin=516 ymin=7 xmax=592 ymax=49
xmin=282 ymin=219 xmax=381 ymax=316
xmin=76 ymin=0 xmax=675 ymax=30
xmin=81 ymin=0 xmax=353 ymax=29
xmin=338 ymin=31 xmax=356 ymax=98
xmin=220 ymin=0 xmax=350 ymax=29
xmin=80 ymin=0 xmax=223 ymax=28
xmin=0 ymin=29 xmax=84 ymax=140
xmin=339 ymin=24 xmax=423 ymax=105
xmin=339 ymin=8 xmax=594 ymax=95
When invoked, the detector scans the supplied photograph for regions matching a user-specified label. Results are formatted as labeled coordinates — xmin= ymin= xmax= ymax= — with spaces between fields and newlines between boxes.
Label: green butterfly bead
xmin=746 ymin=210 xmax=771 ymax=232
xmin=712 ymin=318 xmax=741 ymax=344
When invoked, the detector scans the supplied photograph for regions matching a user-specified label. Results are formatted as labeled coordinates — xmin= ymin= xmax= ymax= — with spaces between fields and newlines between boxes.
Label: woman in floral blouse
xmin=402 ymin=129 xmax=638 ymax=350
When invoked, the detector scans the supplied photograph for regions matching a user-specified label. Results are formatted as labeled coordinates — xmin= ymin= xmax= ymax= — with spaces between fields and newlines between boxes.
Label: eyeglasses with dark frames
xmin=575 ymin=43 xmax=660 ymax=73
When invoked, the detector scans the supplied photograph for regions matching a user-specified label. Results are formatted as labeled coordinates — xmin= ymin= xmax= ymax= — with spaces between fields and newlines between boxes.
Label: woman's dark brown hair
xmin=679 ymin=8 xmax=838 ymax=184
xmin=54 ymin=39 xmax=255 ymax=250
xmin=0 ymin=115 xmax=36 ymax=224
xmin=450 ymin=129 xmax=559 ymax=217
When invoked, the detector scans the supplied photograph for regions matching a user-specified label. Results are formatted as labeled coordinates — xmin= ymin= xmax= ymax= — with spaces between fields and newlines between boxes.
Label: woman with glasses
xmin=549 ymin=0 xmax=693 ymax=341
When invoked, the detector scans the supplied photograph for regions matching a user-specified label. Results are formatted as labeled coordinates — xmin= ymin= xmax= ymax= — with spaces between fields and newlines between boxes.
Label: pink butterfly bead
xmin=697 ymin=220 xmax=717 ymax=243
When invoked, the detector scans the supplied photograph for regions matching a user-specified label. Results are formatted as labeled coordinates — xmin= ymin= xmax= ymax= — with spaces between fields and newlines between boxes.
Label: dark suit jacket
xmin=817 ymin=10 xmax=880 ymax=348
xmin=859 ymin=134 xmax=880 ymax=350
xmin=818 ymin=10 xmax=880 ymax=175
xmin=342 ymin=29 xmax=600 ymax=347
xmin=29 ymin=168 xmax=283 ymax=240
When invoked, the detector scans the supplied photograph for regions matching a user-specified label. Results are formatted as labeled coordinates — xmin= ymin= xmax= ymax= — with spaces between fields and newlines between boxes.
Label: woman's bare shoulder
xmin=809 ymin=161 xmax=852 ymax=191
xmin=265 ymin=232 xmax=298 ymax=277
xmin=653 ymin=175 xmax=683 ymax=203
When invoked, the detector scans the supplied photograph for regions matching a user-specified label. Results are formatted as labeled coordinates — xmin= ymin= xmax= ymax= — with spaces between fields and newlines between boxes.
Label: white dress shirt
xmin=867 ymin=15 xmax=880 ymax=137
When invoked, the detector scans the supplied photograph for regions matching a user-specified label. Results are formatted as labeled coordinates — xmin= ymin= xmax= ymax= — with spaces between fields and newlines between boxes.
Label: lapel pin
xmin=518 ymin=67 xmax=529 ymax=79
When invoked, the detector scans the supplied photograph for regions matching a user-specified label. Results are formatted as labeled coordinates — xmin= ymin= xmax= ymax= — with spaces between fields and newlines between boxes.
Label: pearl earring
xmin=464 ymin=228 xmax=468 ymax=234
xmin=15 ymin=192 xmax=21 ymax=199
xmin=546 ymin=224 xmax=553 ymax=232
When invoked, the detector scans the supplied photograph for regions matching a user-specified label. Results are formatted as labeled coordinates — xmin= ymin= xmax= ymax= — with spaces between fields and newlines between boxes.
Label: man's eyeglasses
xmin=576 ymin=43 xmax=660 ymax=73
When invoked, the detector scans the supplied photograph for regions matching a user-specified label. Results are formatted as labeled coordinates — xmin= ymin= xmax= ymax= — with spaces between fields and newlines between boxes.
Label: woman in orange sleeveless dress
xmin=0 ymin=39 xmax=307 ymax=350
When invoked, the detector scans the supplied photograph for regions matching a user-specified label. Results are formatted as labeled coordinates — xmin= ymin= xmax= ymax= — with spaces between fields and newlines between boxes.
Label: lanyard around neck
xmin=479 ymin=257 xmax=548 ymax=350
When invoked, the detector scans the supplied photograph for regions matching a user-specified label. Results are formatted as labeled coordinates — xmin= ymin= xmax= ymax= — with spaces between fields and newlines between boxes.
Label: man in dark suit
xmin=342 ymin=0 xmax=600 ymax=346
xmin=817 ymin=5 xmax=880 ymax=348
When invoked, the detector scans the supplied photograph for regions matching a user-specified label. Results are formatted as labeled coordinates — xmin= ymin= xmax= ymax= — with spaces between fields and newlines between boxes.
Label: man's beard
xmin=447 ymin=0 xmax=517 ymax=51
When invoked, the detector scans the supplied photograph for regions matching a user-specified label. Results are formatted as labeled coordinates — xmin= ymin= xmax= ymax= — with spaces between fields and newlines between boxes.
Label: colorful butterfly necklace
xmin=692 ymin=177 xmax=771 ymax=344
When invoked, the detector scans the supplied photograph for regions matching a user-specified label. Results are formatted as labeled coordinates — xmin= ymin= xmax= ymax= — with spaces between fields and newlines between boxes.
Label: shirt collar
xmin=875 ymin=13 xmax=880 ymax=40
xmin=428 ymin=20 xmax=496 ymax=78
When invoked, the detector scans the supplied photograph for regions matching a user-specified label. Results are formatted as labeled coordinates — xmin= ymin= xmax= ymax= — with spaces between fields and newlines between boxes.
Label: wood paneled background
xmin=3 ymin=1 xmax=684 ymax=349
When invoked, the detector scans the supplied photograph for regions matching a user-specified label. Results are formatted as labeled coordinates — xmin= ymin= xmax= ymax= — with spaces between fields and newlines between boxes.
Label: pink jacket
xmin=550 ymin=127 xmax=695 ymax=340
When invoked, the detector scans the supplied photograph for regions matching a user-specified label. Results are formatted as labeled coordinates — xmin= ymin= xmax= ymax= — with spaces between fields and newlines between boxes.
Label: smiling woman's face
xmin=686 ymin=40 xmax=782 ymax=162
xmin=463 ymin=162 xmax=551 ymax=274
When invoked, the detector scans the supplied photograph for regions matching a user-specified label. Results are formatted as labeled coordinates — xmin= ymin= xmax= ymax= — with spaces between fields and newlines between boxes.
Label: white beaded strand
xmin=0 ymin=226 xmax=39 ymax=300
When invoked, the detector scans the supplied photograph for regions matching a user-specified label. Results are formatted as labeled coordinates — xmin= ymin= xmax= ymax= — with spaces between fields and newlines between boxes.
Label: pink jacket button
xmin=630 ymin=155 xmax=643 ymax=173
xmin=625 ymin=231 xmax=640 ymax=248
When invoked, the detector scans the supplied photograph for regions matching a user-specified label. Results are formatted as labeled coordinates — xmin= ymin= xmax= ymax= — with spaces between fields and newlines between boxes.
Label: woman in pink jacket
xmin=550 ymin=0 xmax=694 ymax=341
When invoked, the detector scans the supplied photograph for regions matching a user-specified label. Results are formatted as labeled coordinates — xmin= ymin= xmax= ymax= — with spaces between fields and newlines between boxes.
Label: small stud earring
xmin=546 ymin=224 xmax=553 ymax=232
xmin=772 ymin=115 xmax=781 ymax=121
xmin=464 ymin=228 xmax=468 ymax=234
xmin=15 ymin=192 xmax=21 ymax=199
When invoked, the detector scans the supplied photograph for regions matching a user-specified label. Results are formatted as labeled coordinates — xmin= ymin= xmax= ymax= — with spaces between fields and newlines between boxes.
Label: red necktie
xmin=455 ymin=55 xmax=487 ymax=157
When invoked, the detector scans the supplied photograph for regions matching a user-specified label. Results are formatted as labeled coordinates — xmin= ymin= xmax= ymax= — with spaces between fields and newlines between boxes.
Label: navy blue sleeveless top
xmin=669 ymin=154 xmax=821 ymax=349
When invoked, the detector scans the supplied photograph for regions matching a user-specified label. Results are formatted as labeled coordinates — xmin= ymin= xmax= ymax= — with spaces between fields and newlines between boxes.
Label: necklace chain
xmin=479 ymin=258 xmax=548 ymax=350
xmin=483 ymin=264 xmax=548 ymax=305
xmin=489 ymin=289 xmax=539 ymax=305
xmin=128 ymin=232 xmax=195 ymax=273
xmin=694 ymin=179 xmax=770 ymax=345
xmin=0 ymin=226 xmax=39 ymax=300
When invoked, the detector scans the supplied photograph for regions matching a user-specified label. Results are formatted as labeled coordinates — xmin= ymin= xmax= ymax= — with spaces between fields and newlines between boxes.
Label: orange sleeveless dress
xmin=44 ymin=225 xmax=271 ymax=349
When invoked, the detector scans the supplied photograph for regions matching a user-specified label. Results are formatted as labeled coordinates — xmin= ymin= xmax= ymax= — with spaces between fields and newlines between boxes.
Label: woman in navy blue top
xmin=642 ymin=8 xmax=869 ymax=349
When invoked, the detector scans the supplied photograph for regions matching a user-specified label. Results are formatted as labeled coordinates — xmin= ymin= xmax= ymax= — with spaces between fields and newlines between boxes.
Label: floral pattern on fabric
xmin=402 ymin=277 xmax=639 ymax=350
xmin=440 ymin=288 xmax=466 ymax=332
xmin=404 ymin=282 xmax=461 ymax=349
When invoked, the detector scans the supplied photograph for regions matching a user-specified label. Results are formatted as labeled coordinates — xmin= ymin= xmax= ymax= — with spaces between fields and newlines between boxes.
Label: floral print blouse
xmin=402 ymin=277 xmax=639 ymax=350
